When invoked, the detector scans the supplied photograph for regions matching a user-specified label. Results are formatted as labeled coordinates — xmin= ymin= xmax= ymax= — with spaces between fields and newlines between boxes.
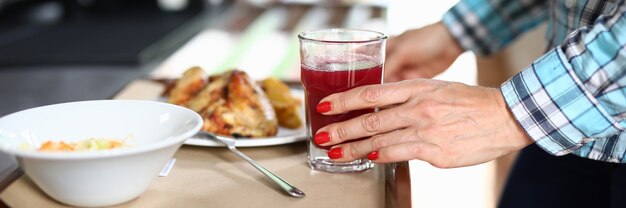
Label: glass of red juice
xmin=299 ymin=29 xmax=386 ymax=173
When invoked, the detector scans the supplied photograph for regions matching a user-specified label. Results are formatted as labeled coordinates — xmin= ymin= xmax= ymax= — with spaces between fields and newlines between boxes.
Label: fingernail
xmin=328 ymin=147 xmax=343 ymax=159
xmin=367 ymin=151 xmax=379 ymax=160
xmin=314 ymin=132 xmax=330 ymax=144
xmin=316 ymin=101 xmax=332 ymax=113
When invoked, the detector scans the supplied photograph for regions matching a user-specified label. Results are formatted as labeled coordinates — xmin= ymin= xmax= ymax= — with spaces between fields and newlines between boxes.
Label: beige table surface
xmin=0 ymin=79 xmax=394 ymax=208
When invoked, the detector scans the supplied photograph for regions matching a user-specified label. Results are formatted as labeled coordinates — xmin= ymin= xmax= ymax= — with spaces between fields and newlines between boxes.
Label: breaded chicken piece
xmin=167 ymin=67 xmax=206 ymax=105
xmin=185 ymin=72 xmax=228 ymax=113
xmin=220 ymin=71 xmax=277 ymax=137
xmin=172 ymin=69 xmax=278 ymax=138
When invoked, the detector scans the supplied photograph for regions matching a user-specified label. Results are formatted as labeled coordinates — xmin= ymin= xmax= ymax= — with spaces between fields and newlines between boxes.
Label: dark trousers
xmin=498 ymin=144 xmax=626 ymax=208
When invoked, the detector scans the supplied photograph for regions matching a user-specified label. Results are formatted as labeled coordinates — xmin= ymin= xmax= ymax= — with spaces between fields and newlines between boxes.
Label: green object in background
xmin=271 ymin=7 xmax=331 ymax=79
xmin=271 ymin=36 xmax=300 ymax=79
xmin=212 ymin=9 xmax=283 ymax=74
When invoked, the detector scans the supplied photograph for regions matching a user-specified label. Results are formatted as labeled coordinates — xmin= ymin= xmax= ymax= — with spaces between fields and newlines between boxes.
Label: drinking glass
xmin=299 ymin=28 xmax=386 ymax=173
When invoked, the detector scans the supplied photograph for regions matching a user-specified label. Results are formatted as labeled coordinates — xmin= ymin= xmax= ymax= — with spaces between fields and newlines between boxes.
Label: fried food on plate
xmin=260 ymin=77 xmax=302 ymax=129
xmin=168 ymin=67 xmax=279 ymax=138
xmin=203 ymin=70 xmax=277 ymax=137
xmin=167 ymin=66 xmax=205 ymax=105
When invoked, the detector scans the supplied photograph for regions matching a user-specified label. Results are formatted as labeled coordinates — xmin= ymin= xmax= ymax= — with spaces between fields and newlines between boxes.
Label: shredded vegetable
xmin=38 ymin=138 xmax=126 ymax=152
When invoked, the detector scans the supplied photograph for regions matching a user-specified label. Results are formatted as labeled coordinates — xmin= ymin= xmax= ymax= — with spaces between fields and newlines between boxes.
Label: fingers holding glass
xmin=314 ymin=107 xmax=413 ymax=147
xmin=317 ymin=83 xmax=412 ymax=116
xmin=323 ymin=128 xmax=419 ymax=163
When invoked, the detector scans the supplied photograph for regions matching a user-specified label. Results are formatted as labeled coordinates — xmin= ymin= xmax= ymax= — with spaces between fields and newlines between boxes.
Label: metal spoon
xmin=196 ymin=131 xmax=306 ymax=198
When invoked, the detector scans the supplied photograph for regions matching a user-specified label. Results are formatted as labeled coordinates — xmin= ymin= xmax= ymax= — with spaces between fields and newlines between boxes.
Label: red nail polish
xmin=328 ymin=147 xmax=343 ymax=159
xmin=367 ymin=151 xmax=379 ymax=160
xmin=314 ymin=132 xmax=330 ymax=144
xmin=316 ymin=101 xmax=332 ymax=113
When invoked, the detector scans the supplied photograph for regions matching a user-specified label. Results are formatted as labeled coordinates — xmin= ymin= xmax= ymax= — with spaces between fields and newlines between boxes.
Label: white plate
xmin=182 ymin=89 xmax=308 ymax=147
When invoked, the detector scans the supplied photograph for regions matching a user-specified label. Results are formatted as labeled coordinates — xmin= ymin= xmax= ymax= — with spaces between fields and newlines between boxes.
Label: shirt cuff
xmin=500 ymin=49 xmax=622 ymax=156
xmin=442 ymin=3 xmax=493 ymax=55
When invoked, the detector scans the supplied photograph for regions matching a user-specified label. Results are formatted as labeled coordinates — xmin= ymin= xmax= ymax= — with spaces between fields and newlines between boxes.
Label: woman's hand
xmin=314 ymin=79 xmax=532 ymax=168
xmin=385 ymin=22 xmax=464 ymax=82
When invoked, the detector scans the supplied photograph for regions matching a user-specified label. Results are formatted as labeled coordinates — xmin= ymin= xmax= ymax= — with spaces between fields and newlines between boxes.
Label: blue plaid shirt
xmin=443 ymin=0 xmax=626 ymax=163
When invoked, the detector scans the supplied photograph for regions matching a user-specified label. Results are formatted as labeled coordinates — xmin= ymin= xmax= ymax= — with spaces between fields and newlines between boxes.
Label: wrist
xmin=435 ymin=22 xmax=464 ymax=59
xmin=491 ymin=88 xmax=533 ymax=150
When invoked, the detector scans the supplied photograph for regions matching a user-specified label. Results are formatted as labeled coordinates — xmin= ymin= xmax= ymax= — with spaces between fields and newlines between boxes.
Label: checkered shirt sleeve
xmin=442 ymin=0 xmax=549 ymax=55
xmin=501 ymin=1 xmax=626 ymax=162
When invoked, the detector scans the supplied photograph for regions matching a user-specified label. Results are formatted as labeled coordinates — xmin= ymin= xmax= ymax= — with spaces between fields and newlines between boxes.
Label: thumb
xmin=375 ymin=142 xmax=447 ymax=167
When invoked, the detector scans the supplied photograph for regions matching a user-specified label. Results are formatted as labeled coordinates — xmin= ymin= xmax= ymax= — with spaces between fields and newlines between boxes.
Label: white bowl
xmin=0 ymin=100 xmax=203 ymax=207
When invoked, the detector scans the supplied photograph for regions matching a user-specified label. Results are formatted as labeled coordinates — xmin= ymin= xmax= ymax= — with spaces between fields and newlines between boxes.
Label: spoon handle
xmin=228 ymin=147 xmax=306 ymax=198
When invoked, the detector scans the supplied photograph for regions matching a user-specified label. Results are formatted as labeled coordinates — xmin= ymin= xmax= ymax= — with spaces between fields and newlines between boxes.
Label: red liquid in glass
xmin=301 ymin=62 xmax=383 ymax=150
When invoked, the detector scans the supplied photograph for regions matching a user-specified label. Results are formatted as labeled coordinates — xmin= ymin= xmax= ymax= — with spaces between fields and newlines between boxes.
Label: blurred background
xmin=0 ymin=0 xmax=547 ymax=207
